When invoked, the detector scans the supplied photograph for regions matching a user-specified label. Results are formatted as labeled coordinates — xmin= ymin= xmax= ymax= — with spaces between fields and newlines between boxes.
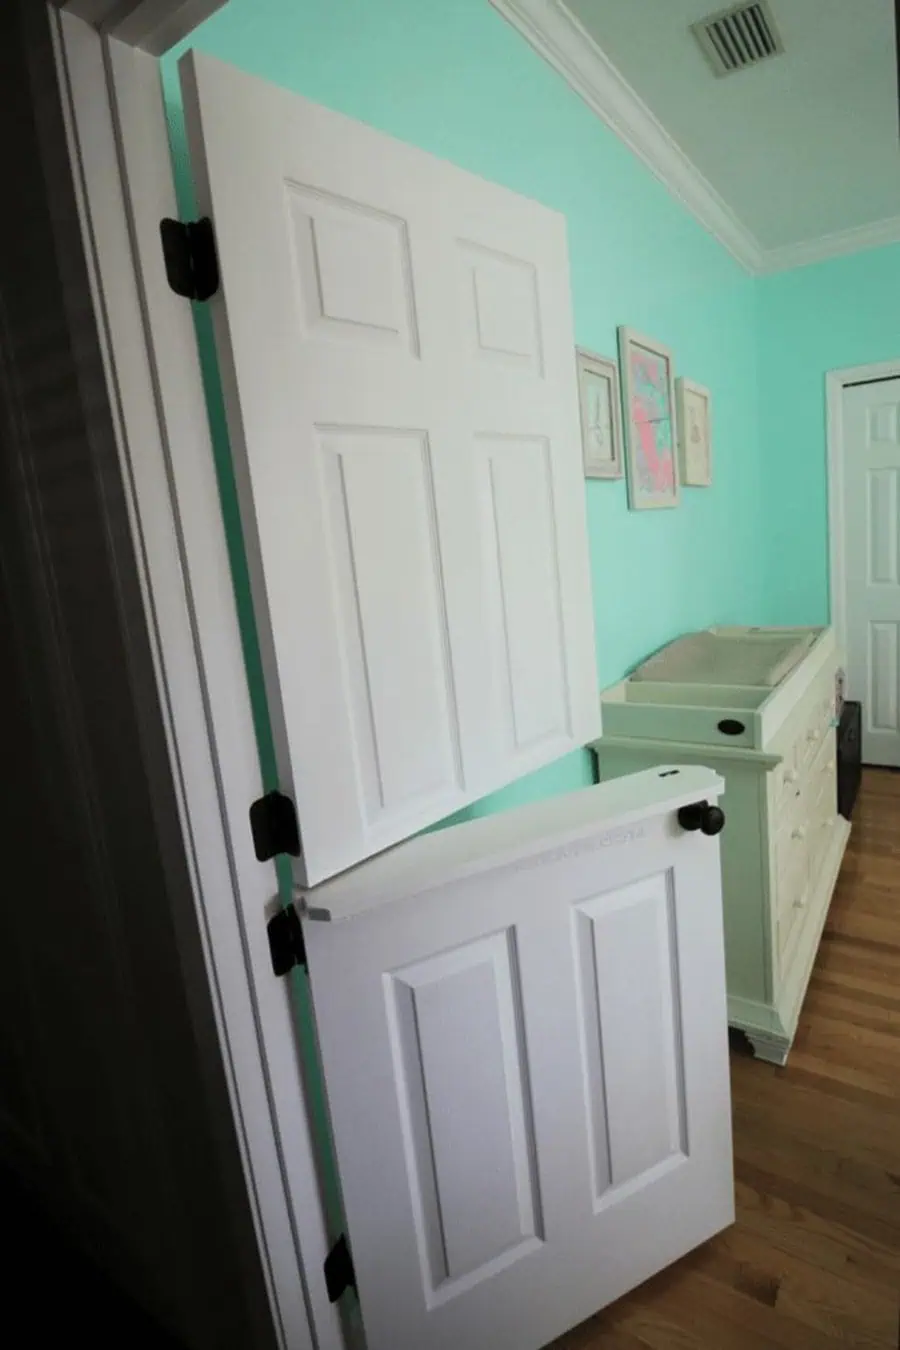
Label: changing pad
xmin=631 ymin=628 xmax=817 ymax=689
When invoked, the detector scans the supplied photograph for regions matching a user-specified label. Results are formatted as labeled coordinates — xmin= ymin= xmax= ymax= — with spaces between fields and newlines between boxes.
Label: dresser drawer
xmin=772 ymin=674 xmax=834 ymax=809
xmin=775 ymin=796 xmax=809 ymax=931
xmin=795 ymin=682 xmax=835 ymax=774
xmin=773 ymin=756 xmax=803 ymax=806
xmin=807 ymin=739 xmax=838 ymax=889
xmin=776 ymin=734 xmax=838 ymax=964
xmin=809 ymin=726 xmax=837 ymax=797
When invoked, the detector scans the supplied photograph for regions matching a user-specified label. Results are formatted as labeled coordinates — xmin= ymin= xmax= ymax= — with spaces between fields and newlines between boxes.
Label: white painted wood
xmin=389 ymin=933 xmax=541 ymax=1284
xmin=593 ymin=629 xmax=850 ymax=1066
xmin=300 ymin=762 xmax=724 ymax=922
xmin=744 ymin=1032 xmax=789 ymax=1066
xmin=574 ymin=874 xmax=685 ymax=1191
xmin=302 ymin=767 xmax=733 ymax=1350
xmin=826 ymin=361 xmax=900 ymax=671
xmin=602 ymin=626 xmax=835 ymax=750
xmin=55 ymin=13 xmax=340 ymax=1349
xmin=761 ymin=216 xmax=900 ymax=274
xmin=179 ymin=51 xmax=598 ymax=885
xmin=842 ymin=377 xmax=900 ymax=765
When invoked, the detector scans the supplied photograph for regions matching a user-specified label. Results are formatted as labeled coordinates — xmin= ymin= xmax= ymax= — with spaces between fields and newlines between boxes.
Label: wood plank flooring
xmin=552 ymin=768 xmax=900 ymax=1350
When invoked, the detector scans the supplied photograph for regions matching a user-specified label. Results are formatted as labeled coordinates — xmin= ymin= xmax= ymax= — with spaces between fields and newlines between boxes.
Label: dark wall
xmin=0 ymin=5 xmax=272 ymax=1346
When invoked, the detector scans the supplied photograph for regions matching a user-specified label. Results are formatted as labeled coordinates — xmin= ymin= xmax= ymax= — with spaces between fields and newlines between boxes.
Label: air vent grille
xmin=692 ymin=1 xmax=783 ymax=77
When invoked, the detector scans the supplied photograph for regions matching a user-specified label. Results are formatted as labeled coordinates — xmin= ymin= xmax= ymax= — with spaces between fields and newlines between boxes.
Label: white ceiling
xmin=562 ymin=0 xmax=900 ymax=260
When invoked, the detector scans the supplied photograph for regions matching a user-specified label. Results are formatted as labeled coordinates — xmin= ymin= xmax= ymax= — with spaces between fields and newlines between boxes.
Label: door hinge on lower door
xmin=266 ymin=904 xmax=307 ymax=976
xmin=324 ymin=1234 xmax=356 ymax=1303
xmin=159 ymin=217 xmax=220 ymax=301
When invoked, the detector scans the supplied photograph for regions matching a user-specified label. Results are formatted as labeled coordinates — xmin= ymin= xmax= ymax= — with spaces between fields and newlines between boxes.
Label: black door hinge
xmin=250 ymin=790 xmax=300 ymax=861
xmin=267 ymin=905 xmax=307 ymax=976
xmin=160 ymin=217 xmax=219 ymax=301
xmin=324 ymin=1234 xmax=356 ymax=1303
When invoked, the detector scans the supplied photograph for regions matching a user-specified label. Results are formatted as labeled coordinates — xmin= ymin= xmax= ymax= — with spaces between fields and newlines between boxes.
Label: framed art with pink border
xmin=617 ymin=327 xmax=680 ymax=511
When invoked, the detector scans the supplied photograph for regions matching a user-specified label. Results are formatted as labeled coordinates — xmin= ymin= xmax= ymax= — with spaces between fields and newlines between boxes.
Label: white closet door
xmin=843 ymin=378 xmax=900 ymax=765
xmin=302 ymin=768 xmax=734 ymax=1350
xmin=179 ymin=53 xmax=597 ymax=885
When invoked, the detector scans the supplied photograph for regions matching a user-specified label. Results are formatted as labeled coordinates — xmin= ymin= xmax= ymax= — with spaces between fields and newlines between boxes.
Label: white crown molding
xmin=490 ymin=0 xmax=900 ymax=278
xmin=760 ymin=215 xmax=900 ymax=274
xmin=489 ymin=0 xmax=765 ymax=274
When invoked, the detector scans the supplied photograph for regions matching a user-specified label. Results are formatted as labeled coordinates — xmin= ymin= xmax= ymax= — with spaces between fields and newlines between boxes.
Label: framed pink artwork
xmin=617 ymin=327 xmax=680 ymax=511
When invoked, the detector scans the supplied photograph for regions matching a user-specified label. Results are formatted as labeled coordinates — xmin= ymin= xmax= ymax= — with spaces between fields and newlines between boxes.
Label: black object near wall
xmin=838 ymin=701 xmax=862 ymax=821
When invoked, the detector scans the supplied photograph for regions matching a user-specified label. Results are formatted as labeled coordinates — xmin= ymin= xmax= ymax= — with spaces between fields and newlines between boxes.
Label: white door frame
xmin=52 ymin=4 xmax=343 ymax=1349
xmin=826 ymin=359 xmax=900 ymax=666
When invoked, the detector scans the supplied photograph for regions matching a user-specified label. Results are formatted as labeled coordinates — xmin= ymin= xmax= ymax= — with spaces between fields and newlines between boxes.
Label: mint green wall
xmin=163 ymin=0 xmax=767 ymax=817
xmin=758 ymin=244 xmax=900 ymax=626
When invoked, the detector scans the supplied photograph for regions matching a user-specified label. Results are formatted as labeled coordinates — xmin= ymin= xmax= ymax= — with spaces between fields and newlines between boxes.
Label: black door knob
xmin=677 ymin=800 xmax=726 ymax=836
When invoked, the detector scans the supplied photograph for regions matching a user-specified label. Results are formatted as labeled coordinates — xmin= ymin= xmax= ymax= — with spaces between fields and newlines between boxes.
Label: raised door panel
xmin=454 ymin=214 xmax=597 ymax=772
xmin=385 ymin=932 xmax=542 ymax=1301
xmin=869 ymin=620 xmax=900 ymax=734
xmin=573 ymin=873 xmax=687 ymax=1206
xmin=182 ymin=53 xmax=597 ymax=883
xmin=867 ymin=468 xmax=900 ymax=586
xmin=475 ymin=435 xmax=570 ymax=764
xmin=318 ymin=427 xmax=462 ymax=825
xmin=286 ymin=186 xmax=420 ymax=354
xmin=459 ymin=241 xmax=544 ymax=375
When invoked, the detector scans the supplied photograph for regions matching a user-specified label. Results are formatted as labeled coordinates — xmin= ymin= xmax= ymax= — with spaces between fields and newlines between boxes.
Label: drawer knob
xmin=792 ymin=826 xmax=806 ymax=841
xmin=677 ymin=801 xmax=726 ymax=836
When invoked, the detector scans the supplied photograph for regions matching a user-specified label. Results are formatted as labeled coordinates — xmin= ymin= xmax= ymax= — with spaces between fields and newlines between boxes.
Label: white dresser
xmin=590 ymin=627 xmax=851 ymax=1065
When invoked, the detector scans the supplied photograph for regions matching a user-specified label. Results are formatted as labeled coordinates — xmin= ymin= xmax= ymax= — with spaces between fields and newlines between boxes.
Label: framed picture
xmin=576 ymin=348 xmax=622 ymax=479
xmin=617 ymin=327 xmax=679 ymax=510
xmin=676 ymin=378 xmax=712 ymax=486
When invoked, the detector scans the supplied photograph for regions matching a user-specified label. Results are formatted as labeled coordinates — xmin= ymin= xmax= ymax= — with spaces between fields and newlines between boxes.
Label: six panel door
xmin=304 ymin=788 xmax=734 ymax=1350
xmin=180 ymin=52 xmax=598 ymax=884
xmin=844 ymin=377 xmax=900 ymax=765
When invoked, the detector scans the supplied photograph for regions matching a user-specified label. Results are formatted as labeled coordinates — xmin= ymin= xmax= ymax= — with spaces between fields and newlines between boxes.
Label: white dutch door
xmin=843 ymin=377 xmax=900 ymax=765
xmin=179 ymin=56 xmax=734 ymax=1350
xmin=302 ymin=767 xmax=734 ymax=1350
xmin=180 ymin=52 xmax=598 ymax=887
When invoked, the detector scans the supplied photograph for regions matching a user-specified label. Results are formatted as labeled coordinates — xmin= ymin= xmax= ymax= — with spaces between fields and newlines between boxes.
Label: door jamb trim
xmin=50 ymin=6 xmax=344 ymax=1348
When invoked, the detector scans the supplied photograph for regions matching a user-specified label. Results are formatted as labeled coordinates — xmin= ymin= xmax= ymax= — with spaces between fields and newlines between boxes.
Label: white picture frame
xmin=676 ymin=378 xmax=712 ymax=487
xmin=617 ymin=327 xmax=680 ymax=510
xmin=576 ymin=347 xmax=623 ymax=479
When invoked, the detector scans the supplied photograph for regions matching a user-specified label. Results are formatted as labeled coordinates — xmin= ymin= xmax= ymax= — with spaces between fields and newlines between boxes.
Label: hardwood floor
xmin=553 ymin=768 xmax=900 ymax=1350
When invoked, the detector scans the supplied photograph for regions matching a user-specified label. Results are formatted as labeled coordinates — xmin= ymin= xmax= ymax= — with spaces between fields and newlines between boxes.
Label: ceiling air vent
xmin=692 ymin=1 xmax=784 ymax=77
